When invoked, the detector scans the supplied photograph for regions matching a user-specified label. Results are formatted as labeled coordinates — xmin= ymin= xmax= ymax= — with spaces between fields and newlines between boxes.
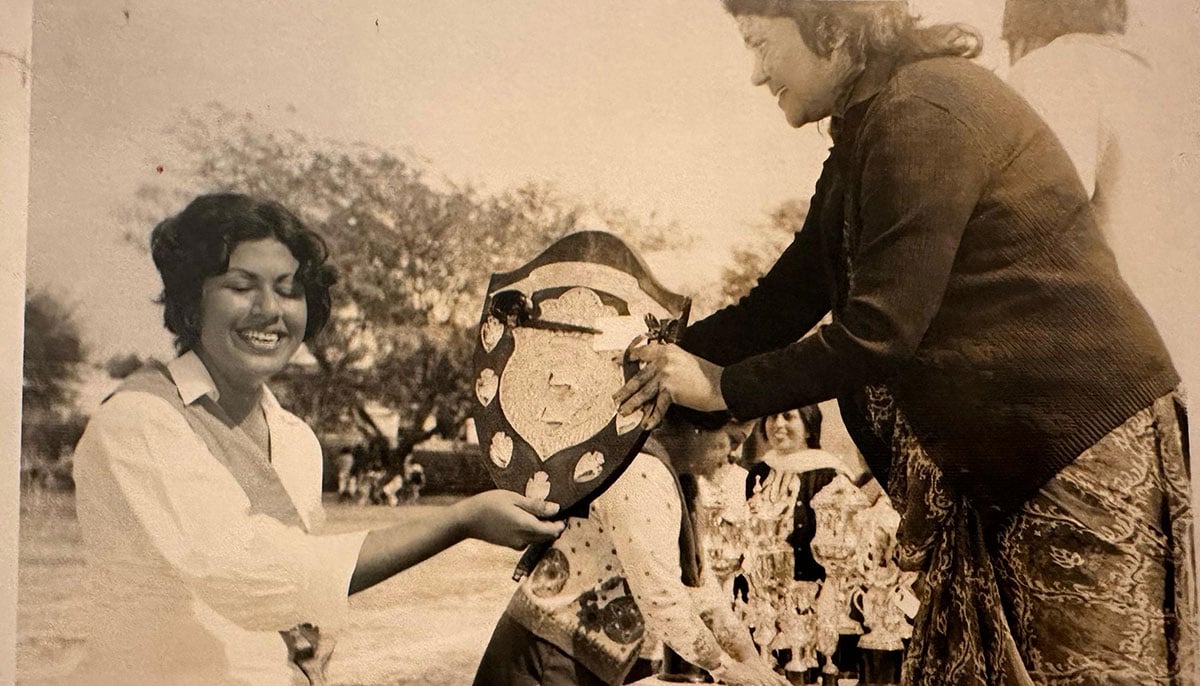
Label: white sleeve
xmin=593 ymin=453 xmax=728 ymax=671
xmin=1010 ymin=44 xmax=1102 ymax=197
xmin=73 ymin=392 xmax=367 ymax=632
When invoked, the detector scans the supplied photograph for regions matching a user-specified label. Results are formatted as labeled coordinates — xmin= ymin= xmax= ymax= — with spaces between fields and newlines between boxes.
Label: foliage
xmin=130 ymin=104 xmax=678 ymax=464
xmin=22 ymin=289 xmax=89 ymax=476
xmin=22 ymin=289 xmax=87 ymax=415
xmin=25 ymin=411 xmax=88 ymax=462
xmin=104 ymin=352 xmax=145 ymax=380
xmin=717 ymin=198 xmax=809 ymax=307
xmin=20 ymin=409 xmax=87 ymax=491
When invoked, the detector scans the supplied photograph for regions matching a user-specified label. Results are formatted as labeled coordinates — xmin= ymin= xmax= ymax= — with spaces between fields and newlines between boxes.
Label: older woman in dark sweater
xmin=616 ymin=1 xmax=1195 ymax=683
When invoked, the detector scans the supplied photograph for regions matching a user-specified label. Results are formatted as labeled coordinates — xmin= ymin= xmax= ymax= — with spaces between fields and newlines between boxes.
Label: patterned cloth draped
xmin=864 ymin=385 xmax=1198 ymax=685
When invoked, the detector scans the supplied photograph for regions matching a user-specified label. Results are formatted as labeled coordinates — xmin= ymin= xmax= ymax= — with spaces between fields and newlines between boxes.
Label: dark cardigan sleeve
xmin=679 ymin=154 xmax=838 ymax=367
xmin=718 ymin=95 xmax=993 ymax=420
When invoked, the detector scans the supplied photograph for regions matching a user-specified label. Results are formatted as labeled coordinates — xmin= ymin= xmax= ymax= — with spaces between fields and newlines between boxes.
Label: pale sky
xmin=25 ymin=0 xmax=1198 ymax=407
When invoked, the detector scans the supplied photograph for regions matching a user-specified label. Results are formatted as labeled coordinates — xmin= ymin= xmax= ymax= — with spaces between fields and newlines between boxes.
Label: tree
xmin=131 ymin=104 xmax=678 ymax=468
xmin=717 ymin=199 xmax=809 ymax=307
xmin=21 ymin=289 xmax=89 ymax=483
xmin=104 ymin=352 xmax=145 ymax=380
xmin=22 ymin=289 xmax=87 ymax=416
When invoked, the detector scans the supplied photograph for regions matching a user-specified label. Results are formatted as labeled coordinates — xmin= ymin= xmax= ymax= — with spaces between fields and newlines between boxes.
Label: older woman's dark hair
xmin=150 ymin=193 xmax=337 ymax=352
xmin=756 ymin=405 xmax=823 ymax=450
xmin=1002 ymin=0 xmax=1127 ymax=47
xmin=724 ymin=0 xmax=982 ymax=87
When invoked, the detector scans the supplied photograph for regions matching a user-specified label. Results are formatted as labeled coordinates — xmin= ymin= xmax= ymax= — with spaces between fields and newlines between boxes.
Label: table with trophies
xmin=636 ymin=473 xmax=917 ymax=686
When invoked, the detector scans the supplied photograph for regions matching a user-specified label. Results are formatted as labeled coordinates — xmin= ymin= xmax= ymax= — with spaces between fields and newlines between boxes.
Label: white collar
xmin=167 ymin=351 xmax=221 ymax=405
xmin=166 ymin=351 xmax=282 ymax=413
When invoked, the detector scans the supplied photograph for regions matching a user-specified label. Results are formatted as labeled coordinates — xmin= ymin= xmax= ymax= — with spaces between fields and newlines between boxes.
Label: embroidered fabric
xmin=864 ymin=384 xmax=1198 ymax=685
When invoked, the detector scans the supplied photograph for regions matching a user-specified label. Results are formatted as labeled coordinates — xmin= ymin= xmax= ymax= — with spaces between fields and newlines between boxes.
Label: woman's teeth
xmin=239 ymin=330 xmax=282 ymax=350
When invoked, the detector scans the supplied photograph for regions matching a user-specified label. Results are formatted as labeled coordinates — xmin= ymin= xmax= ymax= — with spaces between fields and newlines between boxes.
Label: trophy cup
xmin=778 ymin=581 xmax=821 ymax=675
xmin=851 ymin=501 xmax=913 ymax=653
xmin=742 ymin=479 xmax=796 ymax=664
xmin=809 ymin=475 xmax=870 ymax=686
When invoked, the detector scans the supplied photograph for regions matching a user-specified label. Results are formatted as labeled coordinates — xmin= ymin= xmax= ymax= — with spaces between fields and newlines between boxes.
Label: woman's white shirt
xmin=70 ymin=352 xmax=367 ymax=685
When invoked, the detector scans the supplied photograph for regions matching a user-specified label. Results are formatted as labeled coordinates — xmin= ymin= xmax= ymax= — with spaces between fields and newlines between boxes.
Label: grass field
xmin=16 ymin=490 xmax=523 ymax=685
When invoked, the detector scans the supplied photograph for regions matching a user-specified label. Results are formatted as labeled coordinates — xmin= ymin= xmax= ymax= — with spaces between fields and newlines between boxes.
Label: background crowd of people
xmin=332 ymin=442 xmax=427 ymax=507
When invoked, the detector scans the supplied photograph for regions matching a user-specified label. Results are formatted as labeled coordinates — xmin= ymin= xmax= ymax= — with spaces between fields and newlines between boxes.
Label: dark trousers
xmin=473 ymin=612 xmax=654 ymax=686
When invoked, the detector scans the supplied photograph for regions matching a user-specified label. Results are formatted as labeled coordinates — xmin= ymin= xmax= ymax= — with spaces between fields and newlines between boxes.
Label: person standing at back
xmin=1005 ymin=0 xmax=1195 ymax=406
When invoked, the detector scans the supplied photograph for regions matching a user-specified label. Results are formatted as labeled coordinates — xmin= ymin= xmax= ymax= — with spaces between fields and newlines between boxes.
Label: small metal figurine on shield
xmin=472 ymin=231 xmax=690 ymax=576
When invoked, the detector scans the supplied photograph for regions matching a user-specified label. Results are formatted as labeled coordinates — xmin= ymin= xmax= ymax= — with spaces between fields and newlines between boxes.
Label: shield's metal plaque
xmin=472 ymin=231 xmax=690 ymax=511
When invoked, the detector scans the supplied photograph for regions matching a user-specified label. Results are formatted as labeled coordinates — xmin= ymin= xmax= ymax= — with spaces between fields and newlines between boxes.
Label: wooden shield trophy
xmin=472 ymin=231 xmax=690 ymax=524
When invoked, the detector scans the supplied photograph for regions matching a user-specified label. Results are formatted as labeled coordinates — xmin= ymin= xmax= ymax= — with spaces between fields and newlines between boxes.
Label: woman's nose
xmin=253 ymin=287 xmax=282 ymax=318
xmin=750 ymin=54 xmax=768 ymax=87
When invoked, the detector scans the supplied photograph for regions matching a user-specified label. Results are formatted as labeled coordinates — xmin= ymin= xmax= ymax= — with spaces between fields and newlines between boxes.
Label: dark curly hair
xmin=724 ymin=0 xmax=981 ymax=59
xmin=149 ymin=193 xmax=337 ymax=353
xmin=724 ymin=0 xmax=981 ymax=110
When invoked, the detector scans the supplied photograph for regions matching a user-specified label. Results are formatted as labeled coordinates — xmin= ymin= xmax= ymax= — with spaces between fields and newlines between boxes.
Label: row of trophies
xmin=696 ymin=473 xmax=917 ymax=685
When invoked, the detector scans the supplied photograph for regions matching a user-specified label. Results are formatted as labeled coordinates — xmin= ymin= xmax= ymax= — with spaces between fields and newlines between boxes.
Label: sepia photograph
xmin=5 ymin=0 xmax=1200 ymax=684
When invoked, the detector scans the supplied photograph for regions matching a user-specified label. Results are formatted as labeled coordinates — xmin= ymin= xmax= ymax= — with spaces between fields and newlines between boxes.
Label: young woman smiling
xmin=70 ymin=193 xmax=564 ymax=685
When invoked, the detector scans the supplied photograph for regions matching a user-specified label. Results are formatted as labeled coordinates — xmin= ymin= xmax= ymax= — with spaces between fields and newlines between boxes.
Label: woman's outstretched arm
xmin=348 ymin=490 xmax=563 ymax=594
